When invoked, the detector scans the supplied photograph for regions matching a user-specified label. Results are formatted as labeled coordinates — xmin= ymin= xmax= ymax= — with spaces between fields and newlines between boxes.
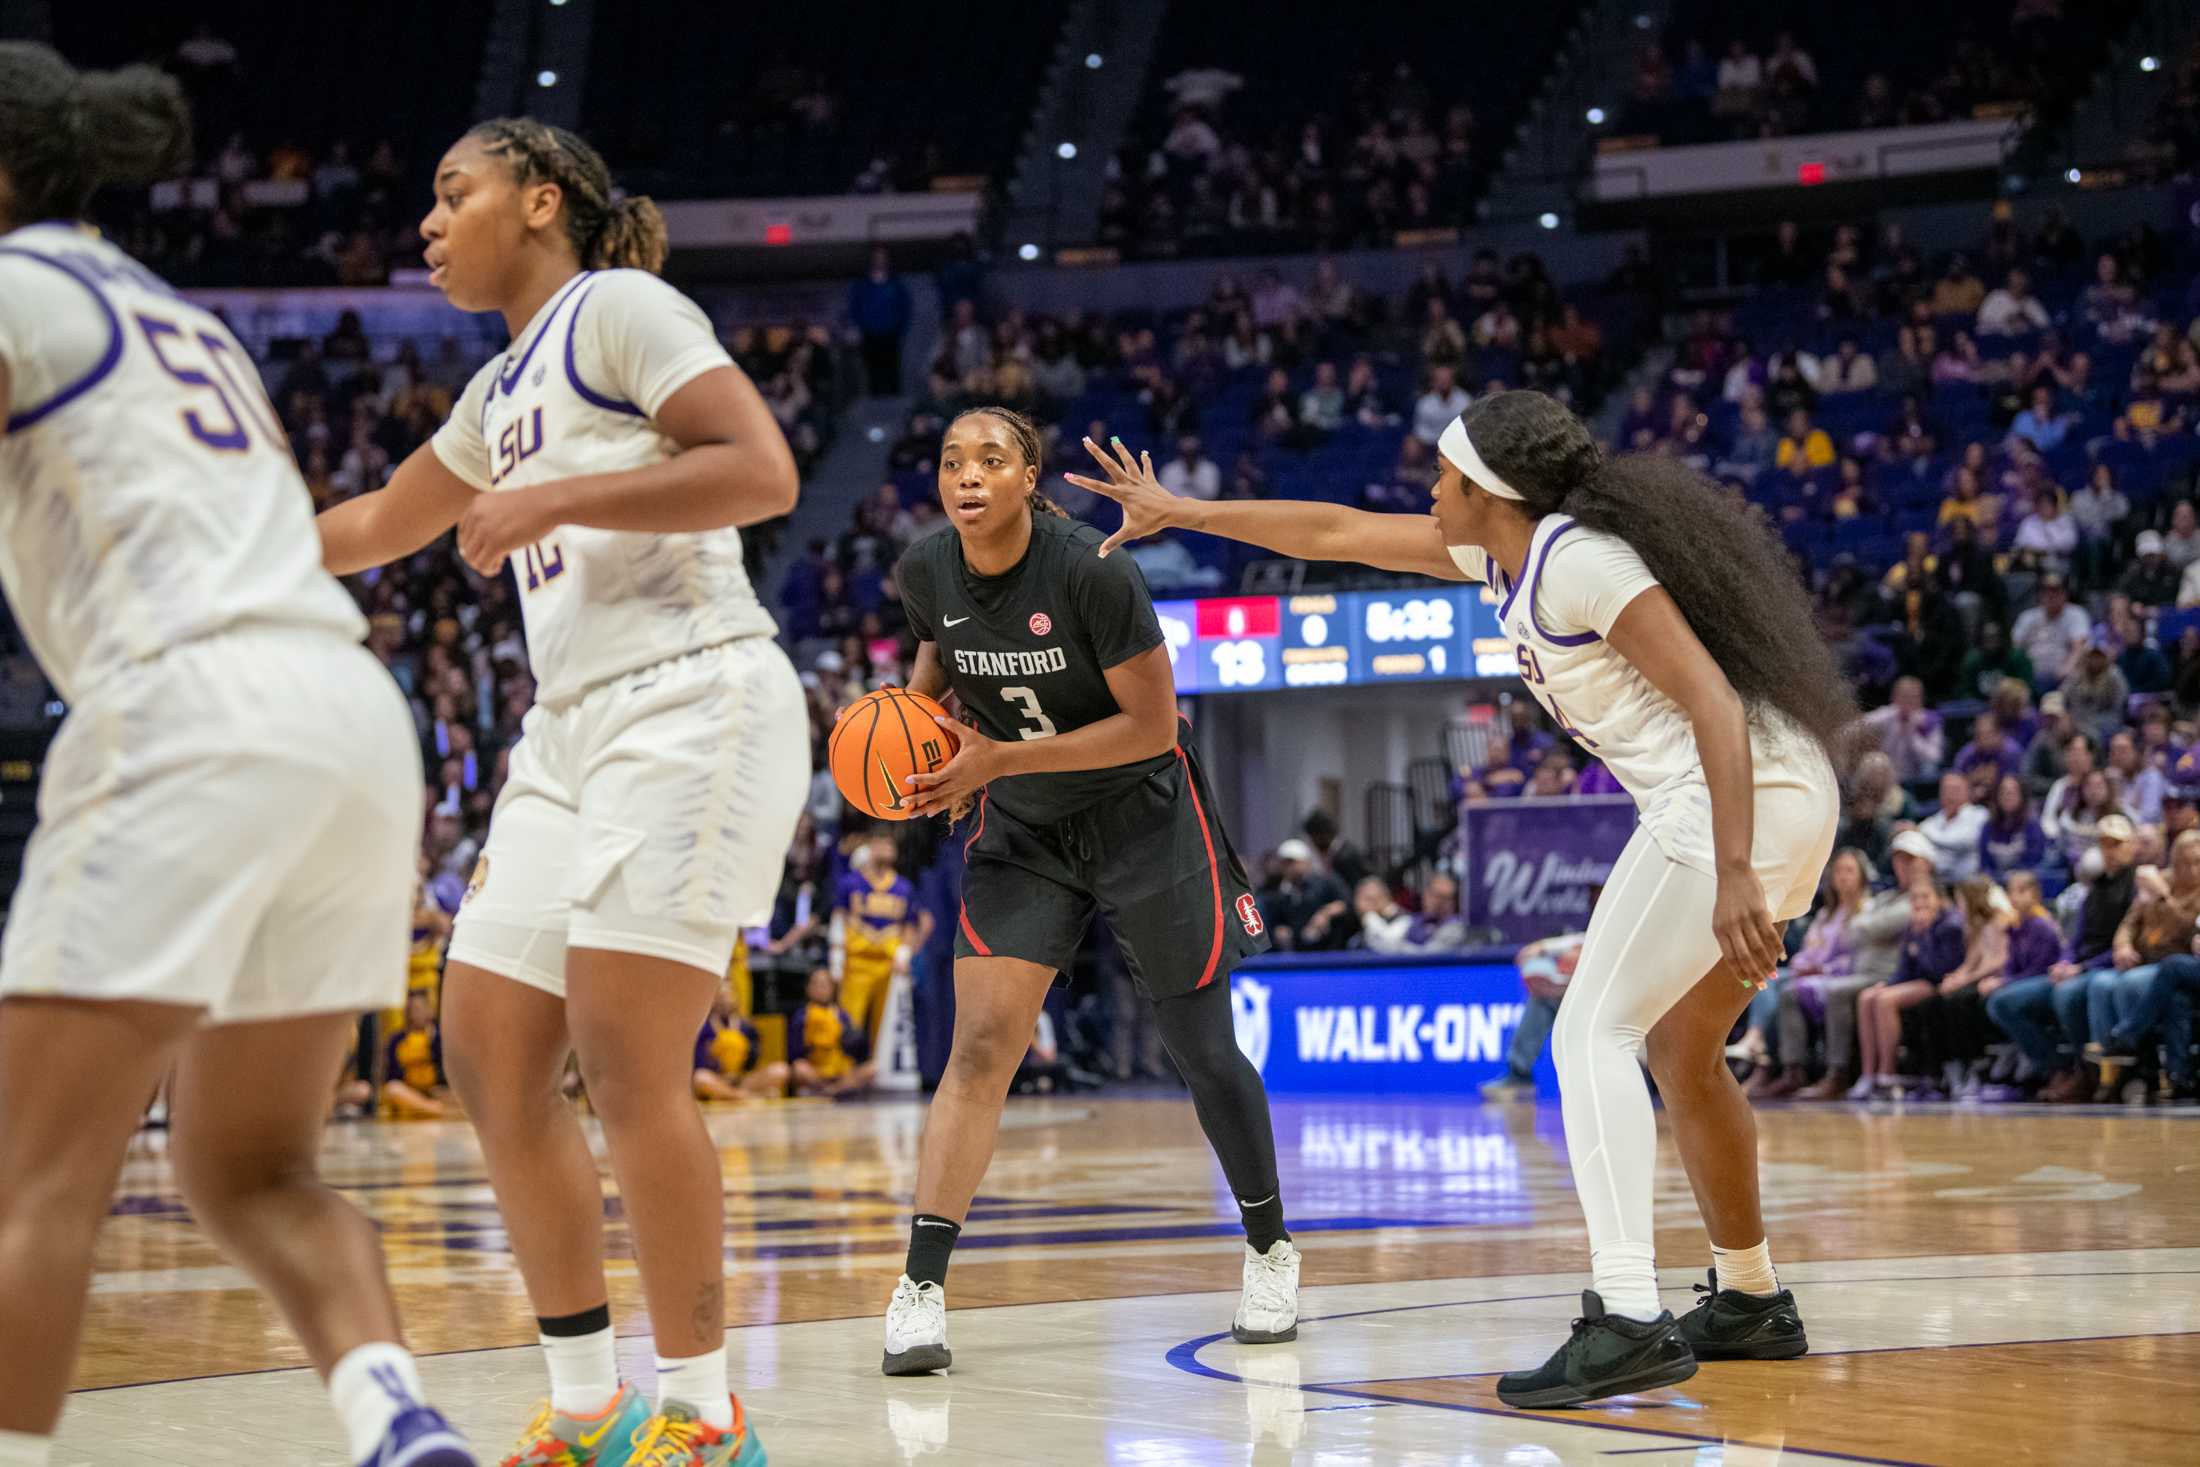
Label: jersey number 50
xmin=133 ymin=311 xmax=284 ymax=455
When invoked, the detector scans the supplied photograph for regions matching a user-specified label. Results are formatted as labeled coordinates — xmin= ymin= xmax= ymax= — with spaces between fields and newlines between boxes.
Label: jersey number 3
xmin=1000 ymin=686 xmax=1057 ymax=739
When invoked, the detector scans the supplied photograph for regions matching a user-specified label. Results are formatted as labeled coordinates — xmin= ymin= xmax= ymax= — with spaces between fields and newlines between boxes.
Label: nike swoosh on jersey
xmin=943 ymin=615 xmax=971 ymax=626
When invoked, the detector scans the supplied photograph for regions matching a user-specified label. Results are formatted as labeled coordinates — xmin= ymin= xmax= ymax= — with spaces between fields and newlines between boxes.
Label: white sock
xmin=0 ymin=1430 xmax=52 ymax=1467
xmin=1712 ymin=1239 xmax=1780 ymax=1296
xmin=655 ymin=1345 xmax=732 ymax=1430
xmin=541 ymin=1326 xmax=621 ymax=1418
xmin=327 ymin=1342 xmax=426 ymax=1462
xmin=1589 ymin=1240 xmax=1664 ymax=1321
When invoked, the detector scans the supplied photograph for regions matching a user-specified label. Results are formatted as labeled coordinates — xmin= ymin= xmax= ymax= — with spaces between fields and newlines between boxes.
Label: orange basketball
xmin=829 ymin=688 xmax=962 ymax=821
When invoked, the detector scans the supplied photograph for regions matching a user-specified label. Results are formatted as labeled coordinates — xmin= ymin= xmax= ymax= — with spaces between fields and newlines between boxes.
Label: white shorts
xmin=447 ymin=636 xmax=810 ymax=995
xmin=1636 ymin=749 xmax=1840 ymax=919
xmin=0 ymin=628 xmax=423 ymax=1024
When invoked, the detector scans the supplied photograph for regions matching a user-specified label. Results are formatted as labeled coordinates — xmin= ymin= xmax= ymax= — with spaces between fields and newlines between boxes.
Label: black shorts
xmin=953 ymin=746 xmax=1270 ymax=1000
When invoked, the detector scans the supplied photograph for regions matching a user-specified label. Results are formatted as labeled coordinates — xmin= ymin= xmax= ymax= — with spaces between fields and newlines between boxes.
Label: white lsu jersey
xmin=431 ymin=268 xmax=777 ymax=706
xmin=0 ymin=223 xmax=363 ymax=702
xmin=1450 ymin=513 xmax=1830 ymax=873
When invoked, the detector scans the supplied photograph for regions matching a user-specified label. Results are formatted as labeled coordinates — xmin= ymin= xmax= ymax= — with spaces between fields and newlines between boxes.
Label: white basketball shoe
xmin=882 ymin=1274 xmax=952 ymax=1376
xmin=1233 ymin=1239 xmax=1301 ymax=1343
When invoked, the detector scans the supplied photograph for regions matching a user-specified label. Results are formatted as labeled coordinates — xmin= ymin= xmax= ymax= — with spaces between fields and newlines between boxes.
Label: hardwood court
xmin=66 ymin=1096 xmax=2200 ymax=1464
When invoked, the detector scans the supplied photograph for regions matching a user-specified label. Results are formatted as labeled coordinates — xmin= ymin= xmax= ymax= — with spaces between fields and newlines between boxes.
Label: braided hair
xmin=465 ymin=116 xmax=667 ymax=273
xmin=947 ymin=405 xmax=1069 ymax=519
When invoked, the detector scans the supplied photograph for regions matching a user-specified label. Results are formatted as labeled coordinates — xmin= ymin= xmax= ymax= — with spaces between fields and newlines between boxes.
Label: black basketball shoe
xmin=1674 ymin=1269 xmax=1809 ymax=1360
xmin=1495 ymin=1290 xmax=1698 ymax=1409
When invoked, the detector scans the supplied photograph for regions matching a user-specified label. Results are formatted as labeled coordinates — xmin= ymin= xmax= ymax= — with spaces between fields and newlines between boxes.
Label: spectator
xmin=1250 ymin=367 xmax=1303 ymax=445
xmin=1257 ymin=839 xmax=1351 ymax=952
xmin=2123 ymin=531 xmax=2182 ymax=610
xmin=2072 ymin=827 xmax=2200 ymax=1098
xmin=1954 ymin=710 xmax=2025 ymax=789
xmin=1788 ymin=831 xmax=1937 ymax=1098
xmin=1820 ymin=336 xmax=1877 ymax=392
xmin=1302 ymin=808 xmax=1370 ymax=888
xmin=1862 ymin=675 xmax=1945 ymax=783
xmin=1918 ymin=770 xmax=1989 ymax=881
xmin=2009 ymin=385 xmax=2077 ymax=453
xmin=2113 ymin=607 xmax=2171 ymax=695
xmin=1775 ymin=408 xmax=1834 ymax=470
xmin=1852 ymin=879 xmax=1968 ymax=1098
xmin=1907 ymin=876 xmax=2016 ymax=1096
xmin=2022 ymin=691 xmax=2073 ymax=796
xmin=2011 ymin=573 xmax=2090 ymax=687
xmin=2059 ymin=635 xmax=2131 ymax=744
xmin=1299 ymin=360 xmax=1347 ymax=433
xmin=1481 ymin=925 xmax=1585 ymax=1100
xmin=1716 ymin=401 xmax=1779 ymax=480
xmin=1957 ymin=623 xmax=2033 ymax=701
xmin=1412 ymin=365 xmax=1471 ymax=444
xmin=1357 ymin=875 xmax=1469 ymax=954
xmin=1932 ymin=255 xmax=1988 ymax=316
xmin=1836 ymin=751 xmax=1901 ymax=870
xmin=379 ymin=991 xmax=451 ymax=1120
xmin=1997 ymin=813 xmax=2129 ymax=1099
xmin=791 ymin=969 xmax=878 ymax=1097
xmin=2169 ymin=501 xmax=2200 ymax=576
xmin=2012 ymin=488 xmax=2078 ymax=572
xmin=1158 ymin=435 xmax=1222 ymax=501
xmin=1419 ymin=297 xmax=1468 ymax=368
xmin=1746 ymin=847 xmax=1873 ymax=1097
xmin=2107 ymin=729 xmax=2169 ymax=826
xmin=1938 ymin=465 xmax=1995 ymax=533
xmin=848 ymin=246 xmax=912 ymax=396
xmin=1979 ymin=774 xmax=2047 ymax=878
xmin=1715 ymin=40 xmax=1763 ymax=111
xmin=1977 ymin=267 xmax=2051 ymax=336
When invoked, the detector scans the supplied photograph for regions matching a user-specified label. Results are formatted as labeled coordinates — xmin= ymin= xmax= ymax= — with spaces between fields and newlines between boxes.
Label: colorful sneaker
xmin=1232 ymin=1240 xmax=1300 ymax=1343
xmin=499 ymin=1384 xmax=654 ymax=1467
xmin=624 ymin=1400 xmax=765 ymax=1467
xmin=360 ymin=1405 xmax=475 ymax=1467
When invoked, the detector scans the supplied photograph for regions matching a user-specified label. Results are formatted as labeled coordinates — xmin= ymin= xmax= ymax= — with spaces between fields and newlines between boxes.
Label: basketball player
xmin=874 ymin=406 xmax=1298 ymax=1376
xmin=0 ymin=45 xmax=473 ymax=1467
xmin=834 ymin=834 xmax=922 ymax=1043
xmin=317 ymin=118 xmax=807 ymax=1466
xmin=1070 ymin=390 xmax=1846 ymax=1406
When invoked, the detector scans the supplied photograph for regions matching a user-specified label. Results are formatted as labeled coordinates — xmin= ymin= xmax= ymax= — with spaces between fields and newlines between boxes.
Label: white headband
xmin=1437 ymin=415 xmax=1524 ymax=501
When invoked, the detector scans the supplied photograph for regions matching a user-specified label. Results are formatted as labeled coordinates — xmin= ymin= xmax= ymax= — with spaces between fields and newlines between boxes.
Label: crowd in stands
xmin=1618 ymin=2 xmax=2130 ymax=146
xmin=1104 ymin=61 xmax=1485 ymax=259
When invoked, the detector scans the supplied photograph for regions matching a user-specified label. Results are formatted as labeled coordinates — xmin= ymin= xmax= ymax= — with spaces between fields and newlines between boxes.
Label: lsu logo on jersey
xmin=491 ymin=405 xmax=545 ymax=486
xmin=463 ymin=856 xmax=490 ymax=906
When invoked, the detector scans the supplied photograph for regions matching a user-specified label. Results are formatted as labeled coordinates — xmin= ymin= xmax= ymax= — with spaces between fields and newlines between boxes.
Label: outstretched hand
xmin=1063 ymin=435 xmax=1190 ymax=557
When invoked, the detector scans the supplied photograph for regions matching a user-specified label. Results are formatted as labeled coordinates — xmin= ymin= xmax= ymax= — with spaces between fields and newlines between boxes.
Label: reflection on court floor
xmin=69 ymin=1096 xmax=2200 ymax=1464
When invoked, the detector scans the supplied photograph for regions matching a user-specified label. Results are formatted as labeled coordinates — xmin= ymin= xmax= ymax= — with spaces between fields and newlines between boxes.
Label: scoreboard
xmin=1154 ymin=586 xmax=1514 ymax=696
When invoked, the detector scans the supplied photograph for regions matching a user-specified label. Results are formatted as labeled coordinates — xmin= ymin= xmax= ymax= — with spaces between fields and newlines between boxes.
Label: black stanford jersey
xmin=897 ymin=511 xmax=1170 ymax=822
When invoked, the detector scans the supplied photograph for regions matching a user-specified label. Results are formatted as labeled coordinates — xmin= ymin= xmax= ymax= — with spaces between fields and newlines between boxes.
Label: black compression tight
xmin=1153 ymin=980 xmax=1285 ymax=1226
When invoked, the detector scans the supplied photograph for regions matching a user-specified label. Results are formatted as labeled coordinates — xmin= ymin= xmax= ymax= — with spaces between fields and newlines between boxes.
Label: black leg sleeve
xmin=1153 ymin=981 xmax=1287 ymax=1246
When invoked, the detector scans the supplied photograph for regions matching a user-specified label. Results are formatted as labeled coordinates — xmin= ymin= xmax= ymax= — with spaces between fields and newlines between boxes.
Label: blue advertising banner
xmin=1462 ymin=795 xmax=1637 ymax=946
xmin=1228 ymin=955 xmax=1557 ymax=1097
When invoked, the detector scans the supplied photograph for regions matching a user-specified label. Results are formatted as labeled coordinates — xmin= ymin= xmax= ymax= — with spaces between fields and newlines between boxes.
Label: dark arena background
xmin=2 ymin=0 xmax=2198 ymax=1462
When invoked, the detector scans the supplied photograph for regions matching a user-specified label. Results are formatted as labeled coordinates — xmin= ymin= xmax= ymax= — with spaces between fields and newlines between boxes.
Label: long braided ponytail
xmin=467 ymin=116 xmax=668 ymax=273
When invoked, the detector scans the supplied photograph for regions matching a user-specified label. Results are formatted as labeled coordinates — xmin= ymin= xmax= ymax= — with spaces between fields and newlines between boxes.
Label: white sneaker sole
xmin=1231 ymin=1319 xmax=1298 ymax=1345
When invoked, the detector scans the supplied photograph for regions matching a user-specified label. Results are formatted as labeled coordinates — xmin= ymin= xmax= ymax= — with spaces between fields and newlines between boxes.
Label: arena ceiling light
xmin=1018 ymin=242 xmax=1041 ymax=261
xmin=1586 ymin=107 xmax=1606 ymax=125
xmin=536 ymin=69 xmax=558 ymax=87
xmin=1538 ymin=212 xmax=1560 ymax=230
xmin=1057 ymin=141 xmax=1078 ymax=160
xmin=2140 ymin=56 xmax=2161 ymax=73
xmin=1086 ymin=53 xmax=1104 ymax=69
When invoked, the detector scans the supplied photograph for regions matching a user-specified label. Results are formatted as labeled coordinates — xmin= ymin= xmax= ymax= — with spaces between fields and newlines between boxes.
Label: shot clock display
xmin=1152 ymin=586 xmax=1511 ymax=695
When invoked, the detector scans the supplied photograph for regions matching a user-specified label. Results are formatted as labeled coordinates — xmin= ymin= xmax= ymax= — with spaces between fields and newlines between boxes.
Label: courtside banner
xmin=1463 ymin=795 xmax=1636 ymax=946
xmin=1229 ymin=955 xmax=1556 ymax=1096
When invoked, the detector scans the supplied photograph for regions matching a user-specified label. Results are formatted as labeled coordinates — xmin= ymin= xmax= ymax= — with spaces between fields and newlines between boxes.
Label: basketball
xmin=829 ymin=688 xmax=962 ymax=821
